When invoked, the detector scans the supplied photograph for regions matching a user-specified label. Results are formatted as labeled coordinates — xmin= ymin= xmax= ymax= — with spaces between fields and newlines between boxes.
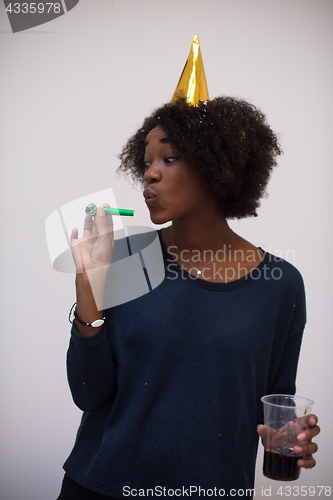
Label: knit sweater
xmin=63 ymin=231 xmax=306 ymax=498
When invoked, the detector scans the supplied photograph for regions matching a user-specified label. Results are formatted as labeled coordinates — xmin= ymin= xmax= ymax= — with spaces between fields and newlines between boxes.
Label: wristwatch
xmin=69 ymin=302 xmax=105 ymax=328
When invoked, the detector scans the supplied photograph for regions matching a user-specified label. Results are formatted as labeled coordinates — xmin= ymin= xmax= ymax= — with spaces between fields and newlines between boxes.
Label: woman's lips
xmin=143 ymin=189 xmax=158 ymax=206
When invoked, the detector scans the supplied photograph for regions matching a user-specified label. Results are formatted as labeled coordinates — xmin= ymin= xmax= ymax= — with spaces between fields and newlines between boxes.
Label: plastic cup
xmin=261 ymin=394 xmax=314 ymax=481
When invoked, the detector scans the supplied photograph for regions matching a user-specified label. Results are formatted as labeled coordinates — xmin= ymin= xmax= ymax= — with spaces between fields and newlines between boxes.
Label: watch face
xmin=91 ymin=319 xmax=105 ymax=328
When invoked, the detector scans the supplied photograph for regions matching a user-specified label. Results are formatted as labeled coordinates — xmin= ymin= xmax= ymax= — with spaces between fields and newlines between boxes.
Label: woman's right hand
xmin=70 ymin=204 xmax=114 ymax=274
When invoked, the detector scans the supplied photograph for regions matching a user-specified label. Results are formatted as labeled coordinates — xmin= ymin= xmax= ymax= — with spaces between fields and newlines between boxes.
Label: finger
xmin=103 ymin=203 xmax=114 ymax=231
xmin=297 ymin=414 xmax=318 ymax=429
xmin=309 ymin=414 xmax=318 ymax=426
xmin=95 ymin=206 xmax=113 ymax=238
xmin=294 ymin=442 xmax=318 ymax=456
xmin=83 ymin=215 xmax=94 ymax=236
xmin=257 ymin=425 xmax=266 ymax=438
xmin=308 ymin=424 xmax=320 ymax=439
xmin=92 ymin=215 xmax=98 ymax=236
xmin=297 ymin=456 xmax=316 ymax=469
xmin=257 ymin=425 xmax=278 ymax=439
xmin=70 ymin=236 xmax=85 ymax=273
xmin=70 ymin=227 xmax=78 ymax=241
xmin=294 ymin=414 xmax=313 ymax=431
xmin=297 ymin=424 xmax=320 ymax=443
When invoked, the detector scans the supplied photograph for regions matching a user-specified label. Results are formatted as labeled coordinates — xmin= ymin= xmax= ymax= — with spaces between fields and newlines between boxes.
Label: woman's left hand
xmin=257 ymin=414 xmax=320 ymax=469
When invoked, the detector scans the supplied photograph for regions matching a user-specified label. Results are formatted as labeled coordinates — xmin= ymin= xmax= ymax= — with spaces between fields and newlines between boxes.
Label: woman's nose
xmin=144 ymin=161 xmax=161 ymax=184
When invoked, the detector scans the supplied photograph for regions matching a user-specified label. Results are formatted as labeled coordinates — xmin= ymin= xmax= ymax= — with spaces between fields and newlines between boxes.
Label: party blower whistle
xmin=85 ymin=203 xmax=134 ymax=217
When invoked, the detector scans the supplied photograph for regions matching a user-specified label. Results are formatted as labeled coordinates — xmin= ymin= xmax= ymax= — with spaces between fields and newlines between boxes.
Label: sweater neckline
xmin=157 ymin=229 xmax=268 ymax=290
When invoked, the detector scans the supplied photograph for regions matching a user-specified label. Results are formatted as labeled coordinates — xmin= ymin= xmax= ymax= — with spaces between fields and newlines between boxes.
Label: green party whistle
xmin=85 ymin=203 xmax=134 ymax=217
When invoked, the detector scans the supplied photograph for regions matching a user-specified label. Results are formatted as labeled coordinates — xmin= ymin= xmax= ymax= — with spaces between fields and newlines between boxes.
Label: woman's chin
xmin=149 ymin=211 xmax=171 ymax=225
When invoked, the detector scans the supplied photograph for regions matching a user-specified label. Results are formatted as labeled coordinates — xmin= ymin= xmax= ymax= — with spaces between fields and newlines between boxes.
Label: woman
xmin=58 ymin=97 xmax=319 ymax=499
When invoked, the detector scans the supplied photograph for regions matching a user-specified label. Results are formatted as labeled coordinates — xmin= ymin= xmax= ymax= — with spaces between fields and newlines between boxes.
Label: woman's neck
xmin=161 ymin=217 xmax=263 ymax=283
xmin=163 ymin=215 xmax=232 ymax=255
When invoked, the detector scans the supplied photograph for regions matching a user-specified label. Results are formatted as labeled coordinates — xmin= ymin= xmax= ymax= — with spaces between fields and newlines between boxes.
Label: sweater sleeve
xmin=66 ymin=322 xmax=116 ymax=412
xmin=268 ymin=277 xmax=307 ymax=396
xmin=268 ymin=331 xmax=304 ymax=395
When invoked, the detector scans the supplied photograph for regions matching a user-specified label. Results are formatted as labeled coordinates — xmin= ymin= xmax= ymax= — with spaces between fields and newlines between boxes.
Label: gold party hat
xmin=171 ymin=35 xmax=209 ymax=106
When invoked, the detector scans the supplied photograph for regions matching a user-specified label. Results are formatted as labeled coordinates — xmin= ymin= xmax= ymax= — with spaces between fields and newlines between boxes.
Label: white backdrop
xmin=0 ymin=1 xmax=332 ymax=499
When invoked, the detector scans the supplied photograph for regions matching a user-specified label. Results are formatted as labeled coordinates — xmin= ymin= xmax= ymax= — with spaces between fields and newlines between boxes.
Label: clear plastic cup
xmin=261 ymin=394 xmax=314 ymax=481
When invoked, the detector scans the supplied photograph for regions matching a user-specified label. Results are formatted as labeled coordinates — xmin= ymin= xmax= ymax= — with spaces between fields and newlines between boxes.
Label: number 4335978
xmin=275 ymin=485 xmax=331 ymax=496
xmin=5 ymin=3 xmax=61 ymax=14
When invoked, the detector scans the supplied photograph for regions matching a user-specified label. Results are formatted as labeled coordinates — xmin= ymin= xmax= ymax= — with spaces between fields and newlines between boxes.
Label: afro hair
xmin=117 ymin=97 xmax=282 ymax=219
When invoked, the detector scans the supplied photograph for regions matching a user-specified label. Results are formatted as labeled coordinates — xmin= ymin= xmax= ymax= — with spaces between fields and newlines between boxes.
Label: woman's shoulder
xmin=258 ymin=249 xmax=305 ymax=297
xmin=261 ymin=249 xmax=304 ymax=275
xmin=228 ymin=234 xmax=304 ymax=287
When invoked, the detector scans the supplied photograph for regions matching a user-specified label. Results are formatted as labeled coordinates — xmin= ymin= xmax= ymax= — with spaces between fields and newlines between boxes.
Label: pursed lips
xmin=143 ymin=189 xmax=157 ymax=200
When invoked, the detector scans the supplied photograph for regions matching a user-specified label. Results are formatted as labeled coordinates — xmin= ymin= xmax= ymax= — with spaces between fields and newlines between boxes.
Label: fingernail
xmin=99 ymin=208 xmax=105 ymax=217
xmin=297 ymin=433 xmax=306 ymax=441
xmin=294 ymin=446 xmax=302 ymax=454
xmin=298 ymin=460 xmax=304 ymax=467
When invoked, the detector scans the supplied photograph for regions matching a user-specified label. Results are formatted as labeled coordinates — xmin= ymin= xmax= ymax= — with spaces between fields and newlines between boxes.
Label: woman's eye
xmin=165 ymin=156 xmax=177 ymax=164
xmin=143 ymin=161 xmax=150 ymax=170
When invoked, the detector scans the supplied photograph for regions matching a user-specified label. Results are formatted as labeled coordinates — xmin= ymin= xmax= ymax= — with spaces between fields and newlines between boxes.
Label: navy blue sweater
xmin=64 ymin=232 xmax=306 ymax=498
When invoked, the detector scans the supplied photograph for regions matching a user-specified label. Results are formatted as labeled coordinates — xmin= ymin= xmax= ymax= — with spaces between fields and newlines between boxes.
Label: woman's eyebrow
xmin=144 ymin=137 xmax=170 ymax=147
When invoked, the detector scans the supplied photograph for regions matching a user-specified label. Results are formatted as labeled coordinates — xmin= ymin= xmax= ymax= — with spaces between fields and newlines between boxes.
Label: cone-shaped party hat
xmin=171 ymin=35 xmax=209 ymax=106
